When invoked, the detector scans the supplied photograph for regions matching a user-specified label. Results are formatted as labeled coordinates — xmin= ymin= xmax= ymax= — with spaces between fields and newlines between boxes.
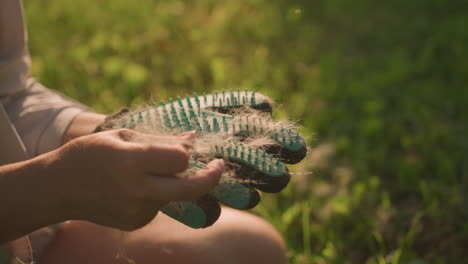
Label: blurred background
xmin=25 ymin=0 xmax=467 ymax=263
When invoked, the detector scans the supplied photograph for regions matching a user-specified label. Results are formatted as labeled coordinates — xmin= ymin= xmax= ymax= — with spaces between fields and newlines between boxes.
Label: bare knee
xmin=208 ymin=208 xmax=288 ymax=264
xmin=38 ymin=210 xmax=288 ymax=264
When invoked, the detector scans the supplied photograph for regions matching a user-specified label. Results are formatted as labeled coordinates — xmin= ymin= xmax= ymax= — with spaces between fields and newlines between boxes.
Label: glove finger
xmin=211 ymin=182 xmax=260 ymax=210
xmin=197 ymin=90 xmax=273 ymax=115
xmin=100 ymin=94 xmax=305 ymax=164
xmin=117 ymin=91 xmax=273 ymax=132
xmin=192 ymin=91 xmax=306 ymax=164
xmin=160 ymin=195 xmax=220 ymax=229
xmin=212 ymin=142 xmax=290 ymax=193
xmin=200 ymin=114 xmax=307 ymax=164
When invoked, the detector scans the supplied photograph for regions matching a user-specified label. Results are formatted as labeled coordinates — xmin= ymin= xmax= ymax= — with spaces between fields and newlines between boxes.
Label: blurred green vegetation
xmin=25 ymin=0 xmax=468 ymax=263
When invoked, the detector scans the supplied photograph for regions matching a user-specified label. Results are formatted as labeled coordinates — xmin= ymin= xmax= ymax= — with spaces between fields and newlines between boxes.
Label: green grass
xmin=25 ymin=0 xmax=468 ymax=263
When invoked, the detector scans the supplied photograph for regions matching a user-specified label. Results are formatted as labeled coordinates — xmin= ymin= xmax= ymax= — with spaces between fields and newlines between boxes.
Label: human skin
xmin=51 ymin=112 xmax=289 ymax=264
xmin=0 ymin=119 xmax=225 ymax=243
xmin=2 ymin=111 xmax=288 ymax=263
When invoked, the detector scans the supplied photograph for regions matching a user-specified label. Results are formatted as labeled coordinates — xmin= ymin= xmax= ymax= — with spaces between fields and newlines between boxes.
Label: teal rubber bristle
xmin=223 ymin=116 xmax=228 ymax=132
xmin=255 ymin=157 xmax=259 ymax=166
xmin=160 ymin=101 xmax=172 ymax=128
xmin=222 ymin=90 xmax=225 ymax=100
xmin=180 ymin=104 xmax=189 ymax=128
xmin=189 ymin=109 xmax=201 ymax=130
xmin=212 ymin=117 xmax=220 ymax=132
xmin=175 ymin=96 xmax=181 ymax=107
xmin=138 ymin=112 xmax=143 ymax=121
xmin=227 ymin=98 xmax=231 ymax=106
xmin=219 ymin=98 xmax=223 ymax=107
xmin=220 ymin=146 xmax=224 ymax=154
xmin=170 ymin=105 xmax=179 ymax=127
xmin=203 ymin=117 xmax=210 ymax=132
xmin=128 ymin=115 xmax=136 ymax=129
xmin=193 ymin=92 xmax=200 ymax=109
xmin=251 ymin=91 xmax=256 ymax=105
xmin=185 ymin=96 xmax=192 ymax=108
xmin=183 ymin=114 xmax=192 ymax=130
xmin=203 ymin=93 xmax=207 ymax=104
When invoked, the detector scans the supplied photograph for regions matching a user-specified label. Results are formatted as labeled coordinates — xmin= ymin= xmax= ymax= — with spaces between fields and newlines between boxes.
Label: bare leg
xmin=38 ymin=208 xmax=288 ymax=264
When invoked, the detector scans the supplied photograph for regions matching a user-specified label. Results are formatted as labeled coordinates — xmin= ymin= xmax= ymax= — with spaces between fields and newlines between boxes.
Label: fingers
xmin=145 ymin=159 xmax=225 ymax=201
xmin=109 ymin=129 xmax=195 ymax=174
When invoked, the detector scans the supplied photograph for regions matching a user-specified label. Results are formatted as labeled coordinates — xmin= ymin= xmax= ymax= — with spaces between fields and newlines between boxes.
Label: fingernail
xmin=215 ymin=159 xmax=225 ymax=170
xmin=179 ymin=130 xmax=197 ymax=139
xmin=179 ymin=131 xmax=197 ymax=150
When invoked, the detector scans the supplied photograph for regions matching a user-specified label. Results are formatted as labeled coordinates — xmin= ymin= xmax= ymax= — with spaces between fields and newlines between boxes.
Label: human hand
xmin=96 ymin=90 xmax=307 ymax=228
xmin=48 ymin=129 xmax=224 ymax=231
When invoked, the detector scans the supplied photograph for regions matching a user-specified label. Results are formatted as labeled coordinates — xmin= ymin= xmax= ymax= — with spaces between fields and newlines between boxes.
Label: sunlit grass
xmin=25 ymin=0 xmax=468 ymax=263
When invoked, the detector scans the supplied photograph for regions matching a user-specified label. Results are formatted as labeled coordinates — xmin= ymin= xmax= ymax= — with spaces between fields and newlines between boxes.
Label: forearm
xmin=0 ymin=112 xmax=104 ymax=242
xmin=62 ymin=112 xmax=106 ymax=143
xmin=0 ymin=153 xmax=64 ymax=243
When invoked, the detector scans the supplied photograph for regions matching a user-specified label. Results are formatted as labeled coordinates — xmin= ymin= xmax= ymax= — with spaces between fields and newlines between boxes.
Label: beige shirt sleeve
xmin=0 ymin=0 xmax=90 ymax=157
xmin=1 ymin=79 xmax=89 ymax=157
xmin=0 ymin=1 xmax=88 ymax=261
xmin=0 ymin=0 xmax=30 ymax=97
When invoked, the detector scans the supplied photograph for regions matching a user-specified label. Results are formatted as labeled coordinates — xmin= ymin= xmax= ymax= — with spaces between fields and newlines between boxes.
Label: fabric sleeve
xmin=0 ymin=0 xmax=30 ymax=97
xmin=1 ymin=78 xmax=90 ymax=157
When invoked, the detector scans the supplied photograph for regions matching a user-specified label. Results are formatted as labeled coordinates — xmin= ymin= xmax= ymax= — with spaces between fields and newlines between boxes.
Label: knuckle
xmin=115 ymin=128 xmax=136 ymax=142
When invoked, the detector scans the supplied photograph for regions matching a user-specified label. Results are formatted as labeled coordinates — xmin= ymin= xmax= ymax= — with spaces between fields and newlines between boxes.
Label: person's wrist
xmin=26 ymin=150 xmax=75 ymax=224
